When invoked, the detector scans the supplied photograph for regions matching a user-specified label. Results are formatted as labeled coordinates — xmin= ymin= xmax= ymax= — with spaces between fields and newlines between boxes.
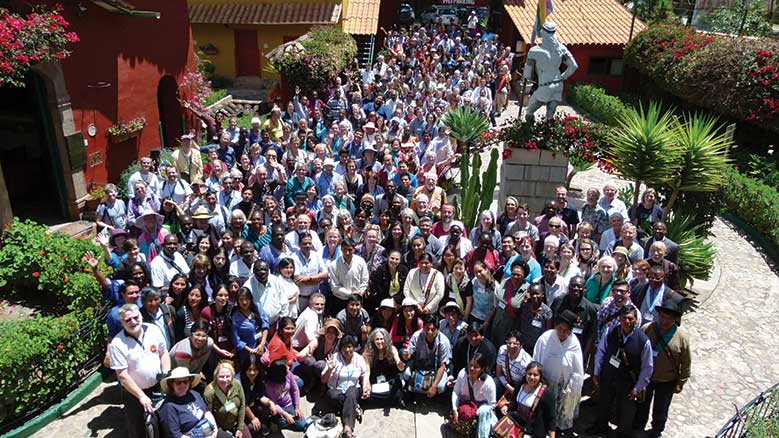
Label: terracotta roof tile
xmin=189 ymin=3 xmax=342 ymax=25
xmin=342 ymin=0 xmax=381 ymax=35
xmin=503 ymin=0 xmax=647 ymax=46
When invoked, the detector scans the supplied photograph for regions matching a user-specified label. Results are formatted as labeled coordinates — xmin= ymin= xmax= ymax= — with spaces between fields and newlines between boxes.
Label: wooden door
xmin=234 ymin=30 xmax=260 ymax=76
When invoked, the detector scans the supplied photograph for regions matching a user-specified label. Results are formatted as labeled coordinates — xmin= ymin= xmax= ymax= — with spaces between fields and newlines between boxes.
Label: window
xmin=587 ymin=57 xmax=624 ymax=76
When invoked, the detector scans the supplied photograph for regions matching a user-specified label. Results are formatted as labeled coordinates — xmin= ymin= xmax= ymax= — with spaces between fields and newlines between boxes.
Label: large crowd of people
xmin=92 ymin=16 xmax=692 ymax=438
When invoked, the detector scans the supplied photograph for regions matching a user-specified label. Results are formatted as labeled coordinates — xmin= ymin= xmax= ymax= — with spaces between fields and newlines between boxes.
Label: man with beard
xmin=431 ymin=203 xmax=461 ymax=238
xmin=412 ymin=172 xmax=447 ymax=219
xmin=109 ymin=303 xmax=170 ymax=438
xmin=285 ymin=213 xmax=323 ymax=252
xmin=259 ymin=224 xmax=295 ymax=272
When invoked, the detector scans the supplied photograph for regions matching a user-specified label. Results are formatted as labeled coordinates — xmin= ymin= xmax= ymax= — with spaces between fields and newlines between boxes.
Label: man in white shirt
xmin=293 ymin=292 xmax=326 ymax=350
xmin=285 ymin=214 xmax=324 ymax=252
xmin=327 ymin=238 xmax=370 ymax=315
xmin=109 ymin=303 xmax=170 ymax=438
xmin=243 ymin=260 xmax=288 ymax=327
xmin=149 ymin=235 xmax=190 ymax=290
xmin=292 ymin=233 xmax=329 ymax=311
xmin=159 ymin=165 xmax=192 ymax=206
xmin=541 ymin=258 xmax=568 ymax=305
xmin=229 ymin=241 xmax=257 ymax=284
xmin=127 ymin=156 xmax=161 ymax=199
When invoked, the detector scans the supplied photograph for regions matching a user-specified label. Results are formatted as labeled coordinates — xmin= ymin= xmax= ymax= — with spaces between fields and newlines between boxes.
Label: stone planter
xmin=499 ymin=148 xmax=569 ymax=214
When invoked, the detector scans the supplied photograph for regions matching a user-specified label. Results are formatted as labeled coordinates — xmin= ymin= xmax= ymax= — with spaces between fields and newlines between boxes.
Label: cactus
xmin=456 ymin=148 xmax=500 ymax=230
xmin=478 ymin=147 xmax=500 ymax=214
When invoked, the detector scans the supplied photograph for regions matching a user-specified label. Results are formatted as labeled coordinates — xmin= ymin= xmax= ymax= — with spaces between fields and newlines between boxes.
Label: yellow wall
xmin=193 ymin=23 xmax=327 ymax=80
xmin=194 ymin=24 xmax=236 ymax=78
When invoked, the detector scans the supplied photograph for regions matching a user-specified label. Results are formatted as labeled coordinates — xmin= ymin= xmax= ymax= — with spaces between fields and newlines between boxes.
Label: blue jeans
xmin=276 ymin=405 xmax=309 ymax=431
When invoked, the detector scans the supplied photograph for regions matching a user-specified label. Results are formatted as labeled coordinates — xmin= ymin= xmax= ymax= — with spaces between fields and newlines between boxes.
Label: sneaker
xmin=356 ymin=406 xmax=363 ymax=423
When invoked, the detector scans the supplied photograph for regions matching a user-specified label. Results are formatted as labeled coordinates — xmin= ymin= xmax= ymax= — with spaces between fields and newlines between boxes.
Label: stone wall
xmin=499 ymin=149 xmax=570 ymax=215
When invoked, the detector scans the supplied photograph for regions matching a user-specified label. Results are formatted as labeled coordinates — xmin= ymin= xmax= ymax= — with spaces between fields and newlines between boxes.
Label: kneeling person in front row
xmin=402 ymin=314 xmax=452 ymax=399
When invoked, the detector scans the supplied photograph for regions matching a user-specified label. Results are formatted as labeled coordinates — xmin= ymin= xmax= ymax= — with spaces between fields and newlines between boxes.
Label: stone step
xmin=49 ymin=220 xmax=95 ymax=240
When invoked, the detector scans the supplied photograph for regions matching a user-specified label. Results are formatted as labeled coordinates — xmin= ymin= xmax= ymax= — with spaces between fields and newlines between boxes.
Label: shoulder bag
xmin=492 ymin=385 xmax=546 ymax=438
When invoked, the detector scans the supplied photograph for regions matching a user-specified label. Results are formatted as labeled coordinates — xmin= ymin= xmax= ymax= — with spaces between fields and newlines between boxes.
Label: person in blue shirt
xmin=106 ymin=280 xmax=143 ymax=339
xmin=230 ymin=286 xmax=270 ymax=364
xmin=216 ymin=132 xmax=236 ymax=168
xmin=285 ymin=163 xmax=315 ymax=207
xmin=259 ymin=129 xmax=283 ymax=158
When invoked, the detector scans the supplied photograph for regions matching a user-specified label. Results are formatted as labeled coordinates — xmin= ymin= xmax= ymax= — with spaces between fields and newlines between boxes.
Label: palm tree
xmin=606 ymin=102 xmax=680 ymax=212
xmin=664 ymin=113 xmax=733 ymax=216
xmin=442 ymin=107 xmax=489 ymax=154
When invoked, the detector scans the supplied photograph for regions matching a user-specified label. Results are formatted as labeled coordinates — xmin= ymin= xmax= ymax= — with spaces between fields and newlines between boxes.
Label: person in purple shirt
xmin=588 ymin=305 xmax=654 ymax=437
xmin=265 ymin=359 xmax=309 ymax=431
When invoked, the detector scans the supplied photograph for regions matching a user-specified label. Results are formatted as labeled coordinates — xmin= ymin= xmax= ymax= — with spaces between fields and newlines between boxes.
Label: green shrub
xmin=664 ymin=213 xmax=717 ymax=288
xmin=0 ymin=219 xmax=107 ymax=318
xmin=204 ymin=88 xmax=228 ymax=107
xmin=272 ymin=26 xmax=357 ymax=93
xmin=0 ymin=313 xmax=104 ymax=422
xmin=567 ymin=83 xmax=631 ymax=126
xmin=722 ymin=168 xmax=779 ymax=250
xmin=625 ymin=25 xmax=779 ymax=131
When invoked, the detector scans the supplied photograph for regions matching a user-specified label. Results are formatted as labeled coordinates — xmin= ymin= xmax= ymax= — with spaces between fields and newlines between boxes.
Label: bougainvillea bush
xmin=625 ymin=25 xmax=779 ymax=132
xmin=271 ymin=26 xmax=357 ymax=93
xmin=0 ymin=219 xmax=106 ymax=318
xmin=496 ymin=116 xmax=608 ymax=169
xmin=0 ymin=4 xmax=79 ymax=87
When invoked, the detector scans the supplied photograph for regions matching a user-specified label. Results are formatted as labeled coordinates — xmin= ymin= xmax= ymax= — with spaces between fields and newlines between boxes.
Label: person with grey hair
xmin=585 ymin=256 xmax=618 ymax=305
xmin=598 ymin=180 xmax=629 ymax=222
xmin=109 ymin=302 xmax=171 ymax=438
xmin=605 ymin=222 xmax=644 ymax=263
xmin=363 ymin=327 xmax=405 ymax=406
xmin=599 ymin=212 xmax=625 ymax=252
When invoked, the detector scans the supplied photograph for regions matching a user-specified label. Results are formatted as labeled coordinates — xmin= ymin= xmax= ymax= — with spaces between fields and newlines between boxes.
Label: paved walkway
xmin=30 ymin=102 xmax=779 ymax=438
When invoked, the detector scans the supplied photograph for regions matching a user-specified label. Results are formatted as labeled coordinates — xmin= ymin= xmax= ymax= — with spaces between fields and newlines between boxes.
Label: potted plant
xmin=107 ymin=116 xmax=147 ymax=143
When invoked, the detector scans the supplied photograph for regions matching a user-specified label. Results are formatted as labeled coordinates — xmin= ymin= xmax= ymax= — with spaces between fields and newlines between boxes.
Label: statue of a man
xmin=523 ymin=21 xmax=578 ymax=121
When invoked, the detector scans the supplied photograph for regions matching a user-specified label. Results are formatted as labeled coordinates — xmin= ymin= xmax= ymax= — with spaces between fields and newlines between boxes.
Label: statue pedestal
xmin=499 ymin=149 xmax=569 ymax=214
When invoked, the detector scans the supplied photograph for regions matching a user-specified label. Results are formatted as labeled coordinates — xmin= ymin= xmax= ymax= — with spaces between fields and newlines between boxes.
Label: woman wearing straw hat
xmin=158 ymin=367 xmax=229 ymax=438
xmin=134 ymin=207 xmax=169 ymax=262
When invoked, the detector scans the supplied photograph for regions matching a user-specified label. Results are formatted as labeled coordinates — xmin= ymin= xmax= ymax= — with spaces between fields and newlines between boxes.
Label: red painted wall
xmin=567 ymin=45 xmax=628 ymax=95
xmin=53 ymin=0 xmax=195 ymax=186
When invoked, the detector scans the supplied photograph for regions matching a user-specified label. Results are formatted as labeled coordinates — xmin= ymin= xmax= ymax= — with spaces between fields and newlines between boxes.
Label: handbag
xmin=409 ymin=342 xmax=439 ymax=393
xmin=492 ymin=385 xmax=546 ymax=438
xmin=305 ymin=414 xmax=343 ymax=438
xmin=492 ymin=416 xmax=523 ymax=438
xmin=458 ymin=376 xmax=479 ymax=421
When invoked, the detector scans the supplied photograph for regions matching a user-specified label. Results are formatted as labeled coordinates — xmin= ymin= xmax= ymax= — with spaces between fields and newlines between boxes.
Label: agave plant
xmin=664 ymin=213 xmax=717 ymax=289
xmin=663 ymin=113 xmax=733 ymax=216
xmin=442 ymin=107 xmax=489 ymax=154
xmin=606 ymin=102 xmax=680 ymax=212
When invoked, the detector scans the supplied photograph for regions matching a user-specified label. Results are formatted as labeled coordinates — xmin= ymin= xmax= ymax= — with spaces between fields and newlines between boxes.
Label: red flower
xmin=32 ymin=272 xmax=40 ymax=278
xmin=57 ymin=343 xmax=65 ymax=350
xmin=502 ymin=149 xmax=513 ymax=160
xmin=63 ymin=276 xmax=70 ymax=283
xmin=39 ymin=250 xmax=46 ymax=256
